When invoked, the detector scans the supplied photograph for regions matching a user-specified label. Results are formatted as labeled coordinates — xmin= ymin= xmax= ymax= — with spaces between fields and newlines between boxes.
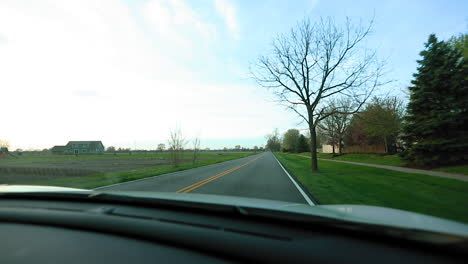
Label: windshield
xmin=1 ymin=0 xmax=467 ymax=228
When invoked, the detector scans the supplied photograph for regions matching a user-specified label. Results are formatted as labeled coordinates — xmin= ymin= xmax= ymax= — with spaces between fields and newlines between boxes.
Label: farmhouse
xmin=51 ymin=145 xmax=68 ymax=154
xmin=51 ymin=141 xmax=105 ymax=155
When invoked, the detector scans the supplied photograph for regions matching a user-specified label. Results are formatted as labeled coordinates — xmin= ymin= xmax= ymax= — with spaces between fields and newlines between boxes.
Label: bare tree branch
xmin=168 ymin=127 xmax=186 ymax=167
xmin=251 ymin=17 xmax=388 ymax=172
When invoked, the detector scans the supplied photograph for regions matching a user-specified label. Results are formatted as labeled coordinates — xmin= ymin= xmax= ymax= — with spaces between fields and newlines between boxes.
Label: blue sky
xmin=159 ymin=0 xmax=467 ymax=91
xmin=0 ymin=0 xmax=466 ymax=150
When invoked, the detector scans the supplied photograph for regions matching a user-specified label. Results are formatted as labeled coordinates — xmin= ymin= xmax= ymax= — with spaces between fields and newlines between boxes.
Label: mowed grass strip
xmin=299 ymin=152 xmax=404 ymax=166
xmin=436 ymin=165 xmax=468 ymax=176
xmin=276 ymin=153 xmax=468 ymax=223
xmin=300 ymin=152 xmax=468 ymax=175
xmin=31 ymin=153 xmax=256 ymax=189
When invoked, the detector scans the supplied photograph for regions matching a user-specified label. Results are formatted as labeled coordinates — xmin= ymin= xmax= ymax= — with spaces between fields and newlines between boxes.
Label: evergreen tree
xmin=448 ymin=33 xmax=468 ymax=59
xmin=295 ymin=134 xmax=309 ymax=153
xmin=402 ymin=34 xmax=468 ymax=166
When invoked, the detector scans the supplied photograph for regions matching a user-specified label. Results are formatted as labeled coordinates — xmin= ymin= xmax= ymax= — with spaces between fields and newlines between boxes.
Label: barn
xmin=51 ymin=141 xmax=105 ymax=154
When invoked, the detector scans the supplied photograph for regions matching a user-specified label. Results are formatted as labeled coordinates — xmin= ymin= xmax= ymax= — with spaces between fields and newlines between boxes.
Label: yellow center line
xmin=176 ymin=154 xmax=264 ymax=193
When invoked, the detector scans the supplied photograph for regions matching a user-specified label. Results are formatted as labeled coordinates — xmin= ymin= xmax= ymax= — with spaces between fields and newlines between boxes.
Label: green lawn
xmin=276 ymin=152 xmax=468 ymax=224
xmin=436 ymin=165 xmax=468 ymax=175
xmin=300 ymin=152 xmax=404 ymax=166
xmin=29 ymin=152 xmax=256 ymax=189
xmin=299 ymin=152 xmax=468 ymax=175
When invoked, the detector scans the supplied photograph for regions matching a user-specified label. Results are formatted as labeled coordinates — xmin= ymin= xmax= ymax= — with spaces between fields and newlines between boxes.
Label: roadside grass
xmin=276 ymin=152 xmax=468 ymax=223
xmin=30 ymin=152 xmax=256 ymax=189
xmin=299 ymin=152 xmax=404 ymax=166
xmin=436 ymin=165 xmax=468 ymax=175
xmin=299 ymin=152 xmax=468 ymax=175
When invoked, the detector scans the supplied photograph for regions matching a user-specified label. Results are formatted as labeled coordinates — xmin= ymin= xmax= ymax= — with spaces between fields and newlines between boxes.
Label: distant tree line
xmin=265 ymin=129 xmax=281 ymax=152
xmin=266 ymin=95 xmax=404 ymax=156
xmin=265 ymin=129 xmax=309 ymax=154
xmin=281 ymin=129 xmax=309 ymax=153
xmin=317 ymin=96 xmax=404 ymax=155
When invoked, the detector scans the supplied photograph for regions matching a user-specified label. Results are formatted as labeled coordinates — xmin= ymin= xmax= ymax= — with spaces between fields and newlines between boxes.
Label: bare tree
xmin=157 ymin=143 xmax=166 ymax=152
xmin=192 ymin=136 xmax=201 ymax=165
xmin=317 ymin=117 xmax=339 ymax=154
xmin=318 ymin=99 xmax=354 ymax=155
xmin=252 ymin=17 xmax=387 ymax=172
xmin=168 ymin=128 xmax=186 ymax=167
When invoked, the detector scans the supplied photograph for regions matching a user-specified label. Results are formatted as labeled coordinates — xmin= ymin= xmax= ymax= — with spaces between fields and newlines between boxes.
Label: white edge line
xmin=273 ymin=154 xmax=315 ymax=206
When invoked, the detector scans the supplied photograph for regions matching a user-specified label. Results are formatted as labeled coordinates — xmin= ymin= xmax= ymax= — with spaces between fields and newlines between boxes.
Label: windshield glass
xmin=1 ymin=0 xmax=467 ymax=228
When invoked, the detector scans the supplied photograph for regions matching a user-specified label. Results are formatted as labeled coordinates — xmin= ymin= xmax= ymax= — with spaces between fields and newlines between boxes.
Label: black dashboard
xmin=0 ymin=196 xmax=465 ymax=263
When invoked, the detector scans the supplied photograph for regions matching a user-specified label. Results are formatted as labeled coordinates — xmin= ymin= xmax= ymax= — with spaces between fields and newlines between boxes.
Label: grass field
xmin=1 ymin=152 xmax=212 ymax=164
xmin=436 ymin=165 xmax=468 ymax=175
xmin=0 ymin=152 xmax=256 ymax=189
xmin=300 ymin=152 xmax=404 ymax=166
xmin=276 ymin=152 xmax=468 ymax=223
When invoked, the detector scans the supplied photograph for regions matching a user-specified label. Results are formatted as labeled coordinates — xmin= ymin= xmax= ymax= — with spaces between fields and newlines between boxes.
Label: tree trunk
xmin=338 ymin=136 xmax=343 ymax=155
xmin=332 ymin=144 xmax=335 ymax=155
xmin=383 ymin=136 xmax=388 ymax=154
xmin=309 ymin=125 xmax=319 ymax=172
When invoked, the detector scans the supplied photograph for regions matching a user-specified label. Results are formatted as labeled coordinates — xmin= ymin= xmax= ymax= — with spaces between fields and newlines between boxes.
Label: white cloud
xmin=0 ymin=0 xmax=295 ymax=150
xmin=73 ymin=90 xmax=100 ymax=97
xmin=214 ymin=0 xmax=239 ymax=39
xmin=143 ymin=0 xmax=218 ymax=50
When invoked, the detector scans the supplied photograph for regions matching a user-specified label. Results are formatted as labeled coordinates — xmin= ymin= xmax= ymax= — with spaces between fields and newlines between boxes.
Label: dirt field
xmin=0 ymin=152 xmax=253 ymax=185
xmin=0 ymin=152 xmax=257 ymax=189
xmin=0 ymin=158 xmax=174 ymax=184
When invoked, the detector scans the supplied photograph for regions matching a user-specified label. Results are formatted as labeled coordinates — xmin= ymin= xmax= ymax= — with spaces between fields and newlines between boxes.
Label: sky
xmin=1 ymin=0 xmax=466 ymax=150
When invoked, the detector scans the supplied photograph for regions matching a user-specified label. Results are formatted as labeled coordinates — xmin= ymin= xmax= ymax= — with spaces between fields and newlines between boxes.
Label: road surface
xmin=97 ymin=152 xmax=311 ymax=204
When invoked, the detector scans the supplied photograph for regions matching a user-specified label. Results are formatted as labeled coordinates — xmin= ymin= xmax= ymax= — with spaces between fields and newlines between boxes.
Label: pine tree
xmin=295 ymin=134 xmax=309 ymax=154
xmin=402 ymin=34 xmax=468 ymax=166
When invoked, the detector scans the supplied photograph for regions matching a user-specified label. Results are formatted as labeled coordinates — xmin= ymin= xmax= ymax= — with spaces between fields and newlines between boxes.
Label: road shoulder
xmin=273 ymin=153 xmax=317 ymax=205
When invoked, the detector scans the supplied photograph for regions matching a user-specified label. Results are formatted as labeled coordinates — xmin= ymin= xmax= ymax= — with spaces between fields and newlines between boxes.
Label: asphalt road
xmin=97 ymin=152 xmax=311 ymax=204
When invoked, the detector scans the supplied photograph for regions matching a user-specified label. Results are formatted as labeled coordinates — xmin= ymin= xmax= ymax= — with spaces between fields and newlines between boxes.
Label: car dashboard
xmin=0 ymin=195 xmax=465 ymax=263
